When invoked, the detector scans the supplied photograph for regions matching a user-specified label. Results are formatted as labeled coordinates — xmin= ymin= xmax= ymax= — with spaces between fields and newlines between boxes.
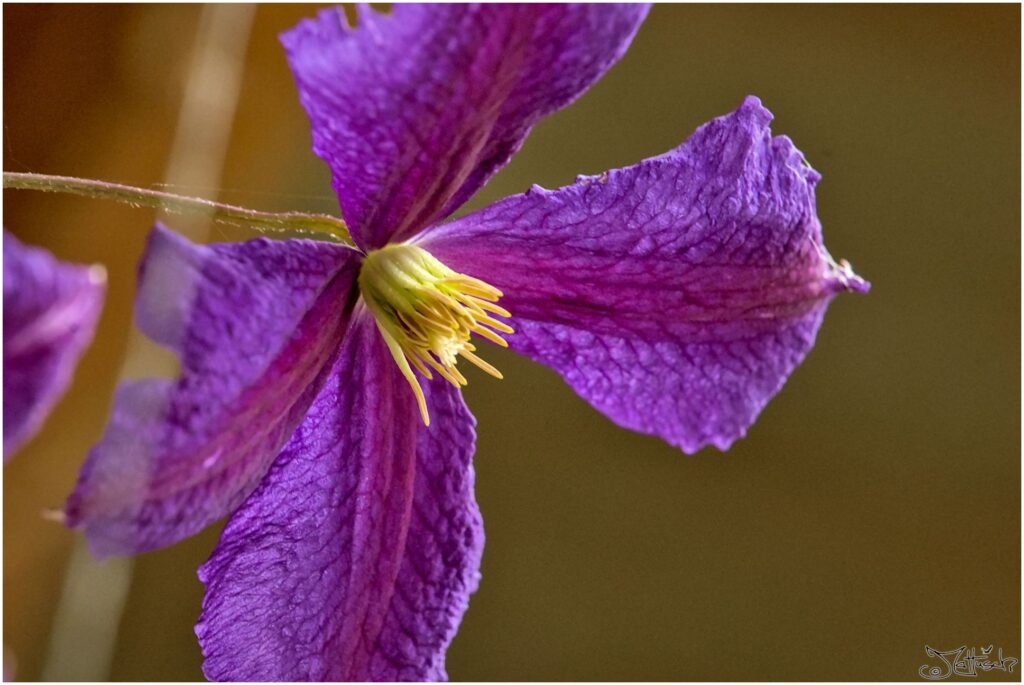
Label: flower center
xmin=358 ymin=243 xmax=513 ymax=425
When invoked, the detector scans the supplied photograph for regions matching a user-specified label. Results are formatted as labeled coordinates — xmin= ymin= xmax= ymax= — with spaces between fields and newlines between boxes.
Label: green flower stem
xmin=3 ymin=171 xmax=354 ymax=246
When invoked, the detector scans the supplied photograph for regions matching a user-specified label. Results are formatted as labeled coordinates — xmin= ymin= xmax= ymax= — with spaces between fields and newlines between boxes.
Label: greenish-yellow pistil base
xmin=358 ymin=243 xmax=513 ymax=425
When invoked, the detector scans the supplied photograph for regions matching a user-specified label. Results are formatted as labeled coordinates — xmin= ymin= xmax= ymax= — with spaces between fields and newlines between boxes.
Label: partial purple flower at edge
xmin=65 ymin=4 xmax=867 ymax=682
xmin=4 ymin=231 xmax=105 ymax=460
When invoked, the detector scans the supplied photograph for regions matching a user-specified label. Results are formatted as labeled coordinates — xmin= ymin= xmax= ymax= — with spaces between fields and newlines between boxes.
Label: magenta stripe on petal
xmin=425 ymin=96 xmax=868 ymax=453
xmin=65 ymin=225 xmax=361 ymax=556
xmin=198 ymin=313 xmax=482 ymax=681
xmin=3 ymin=231 xmax=105 ymax=459
xmin=367 ymin=363 xmax=483 ymax=681
xmin=282 ymin=3 xmax=649 ymax=250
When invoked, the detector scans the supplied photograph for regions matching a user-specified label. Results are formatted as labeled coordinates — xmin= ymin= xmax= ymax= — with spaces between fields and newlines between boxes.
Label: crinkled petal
xmin=197 ymin=313 xmax=482 ymax=681
xmin=424 ymin=96 xmax=868 ymax=454
xmin=3 ymin=231 xmax=105 ymax=459
xmin=65 ymin=225 xmax=361 ymax=556
xmin=282 ymin=3 xmax=649 ymax=250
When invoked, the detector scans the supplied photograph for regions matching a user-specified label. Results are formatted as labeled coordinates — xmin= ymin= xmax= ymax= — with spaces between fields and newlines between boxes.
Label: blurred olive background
xmin=3 ymin=3 xmax=1019 ymax=681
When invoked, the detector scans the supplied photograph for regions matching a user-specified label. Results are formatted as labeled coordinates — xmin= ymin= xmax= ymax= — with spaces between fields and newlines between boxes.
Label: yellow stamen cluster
xmin=358 ymin=243 xmax=514 ymax=425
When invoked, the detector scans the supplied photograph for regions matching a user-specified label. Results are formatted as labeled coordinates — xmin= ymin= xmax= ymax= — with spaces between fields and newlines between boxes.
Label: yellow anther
xmin=359 ymin=243 xmax=513 ymax=425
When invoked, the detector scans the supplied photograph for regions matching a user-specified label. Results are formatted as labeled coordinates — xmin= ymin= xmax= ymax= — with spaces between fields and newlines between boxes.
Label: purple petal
xmin=65 ymin=225 xmax=361 ymax=556
xmin=3 ymin=231 xmax=105 ymax=459
xmin=197 ymin=314 xmax=482 ymax=681
xmin=282 ymin=3 xmax=649 ymax=250
xmin=424 ymin=96 xmax=868 ymax=453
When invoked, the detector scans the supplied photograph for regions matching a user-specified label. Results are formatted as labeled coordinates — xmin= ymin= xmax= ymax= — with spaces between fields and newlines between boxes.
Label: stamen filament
xmin=476 ymin=314 xmax=515 ymax=335
xmin=470 ymin=300 xmax=512 ymax=318
xmin=459 ymin=349 xmax=503 ymax=379
xmin=377 ymin=323 xmax=430 ymax=425
xmin=470 ymin=325 xmax=510 ymax=348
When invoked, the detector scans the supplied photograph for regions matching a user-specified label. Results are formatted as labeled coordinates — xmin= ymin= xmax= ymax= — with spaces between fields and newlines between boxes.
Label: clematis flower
xmin=64 ymin=4 xmax=867 ymax=681
xmin=3 ymin=231 xmax=105 ymax=460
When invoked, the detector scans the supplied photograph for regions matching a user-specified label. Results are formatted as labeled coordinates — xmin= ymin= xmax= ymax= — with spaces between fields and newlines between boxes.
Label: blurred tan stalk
xmin=41 ymin=5 xmax=256 ymax=680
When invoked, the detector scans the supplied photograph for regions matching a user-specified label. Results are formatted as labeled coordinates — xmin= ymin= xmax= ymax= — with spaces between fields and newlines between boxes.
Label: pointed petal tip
xmin=847 ymin=272 xmax=871 ymax=294
xmin=828 ymin=258 xmax=871 ymax=295
xmin=736 ymin=94 xmax=772 ymax=126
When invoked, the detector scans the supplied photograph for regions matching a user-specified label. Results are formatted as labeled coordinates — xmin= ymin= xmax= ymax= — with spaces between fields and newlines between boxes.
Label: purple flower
xmin=4 ymin=231 xmax=105 ymax=460
xmin=65 ymin=5 xmax=866 ymax=681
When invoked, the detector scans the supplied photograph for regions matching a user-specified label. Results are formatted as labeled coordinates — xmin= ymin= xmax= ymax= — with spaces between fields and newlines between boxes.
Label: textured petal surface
xmin=65 ymin=225 xmax=360 ymax=556
xmin=197 ymin=313 xmax=482 ymax=681
xmin=282 ymin=3 xmax=649 ymax=250
xmin=425 ymin=96 xmax=868 ymax=453
xmin=3 ymin=231 xmax=105 ymax=459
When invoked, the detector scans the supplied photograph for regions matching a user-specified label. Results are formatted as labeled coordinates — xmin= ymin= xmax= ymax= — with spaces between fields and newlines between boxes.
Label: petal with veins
xmin=198 ymin=313 xmax=483 ymax=681
xmin=65 ymin=225 xmax=361 ymax=556
xmin=3 ymin=231 xmax=105 ymax=459
xmin=282 ymin=4 xmax=649 ymax=249
xmin=424 ymin=96 xmax=868 ymax=453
